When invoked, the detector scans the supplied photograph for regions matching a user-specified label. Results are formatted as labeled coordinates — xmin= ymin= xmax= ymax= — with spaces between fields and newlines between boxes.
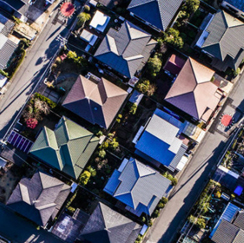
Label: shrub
xmin=215 ymin=191 xmax=221 ymax=198
xmin=196 ymin=217 xmax=206 ymax=229
xmin=109 ymin=138 xmax=119 ymax=151
xmin=152 ymin=209 xmax=160 ymax=218
xmin=136 ymin=79 xmax=150 ymax=94
xmin=171 ymin=177 xmax=178 ymax=186
xmin=0 ymin=69 xmax=8 ymax=77
xmin=129 ymin=103 xmax=137 ymax=115
xmin=233 ymin=68 xmax=240 ymax=77
xmin=67 ymin=206 xmax=76 ymax=214
xmin=87 ymin=166 xmax=97 ymax=177
xmin=79 ymin=170 xmax=91 ymax=185
xmin=96 ymin=131 xmax=103 ymax=137
xmin=26 ymin=118 xmax=38 ymax=129
xmin=157 ymin=202 xmax=165 ymax=209
xmin=67 ymin=50 xmax=77 ymax=59
xmin=34 ymin=93 xmax=57 ymax=109
xmin=98 ymin=149 xmax=106 ymax=158
xmin=185 ymin=0 xmax=200 ymax=13
xmin=84 ymin=4 xmax=90 ymax=12
xmin=161 ymin=197 xmax=168 ymax=204
xmin=147 ymin=219 xmax=153 ymax=227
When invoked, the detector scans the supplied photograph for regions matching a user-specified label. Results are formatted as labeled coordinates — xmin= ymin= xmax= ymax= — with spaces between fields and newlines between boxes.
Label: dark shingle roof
xmin=212 ymin=219 xmax=240 ymax=243
xmin=62 ymin=75 xmax=128 ymax=129
xmin=7 ymin=171 xmax=70 ymax=226
xmin=202 ymin=11 xmax=244 ymax=70
xmin=234 ymin=211 xmax=244 ymax=230
xmin=127 ymin=0 xmax=183 ymax=31
xmin=223 ymin=0 xmax=244 ymax=11
xmin=95 ymin=21 xmax=156 ymax=78
xmin=79 ymin=202 xmax=141 ymax=243
xmin=29 ymin=116 xmax=99 ymax=179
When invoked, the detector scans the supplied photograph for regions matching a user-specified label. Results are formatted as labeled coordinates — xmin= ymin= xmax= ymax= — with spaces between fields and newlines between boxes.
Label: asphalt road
xmin=0 ymin=203 xmax=62 ymax=243
xmin=144 ymin=71 xmax=244 ymax=243
xmin=0 ymin=10 xmax=69 ymax=139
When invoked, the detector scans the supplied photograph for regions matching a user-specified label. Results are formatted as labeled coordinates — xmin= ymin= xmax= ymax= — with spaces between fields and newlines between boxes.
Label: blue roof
xmin=103 ymin=158 xmax=171 ymax=216
xmin=223 ymin=0 xmax=244 ymax=11
xmin=135 ymin=108 xmax=187 ymax=171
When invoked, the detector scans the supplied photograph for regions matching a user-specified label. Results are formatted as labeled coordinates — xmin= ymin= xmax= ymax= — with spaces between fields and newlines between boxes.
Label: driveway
xmin=144 ymin=72 xmax=244 ymax=243
xmin=0 ymin=203 xmax=63 ymax=243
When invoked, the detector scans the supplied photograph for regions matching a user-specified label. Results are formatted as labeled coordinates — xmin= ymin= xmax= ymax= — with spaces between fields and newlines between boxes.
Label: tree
xmin=188 ymin=215 xmax=197 ymax=224
xmin=109 ymin=138 xmax=119 ymax=150
xmin=84 ymin=4 xmax=90 ymax=12
xmin=79 ymin=170 xmax=91 ymax=185
xmin=77 ymin=12 xmax=91 ymax=28
xmin=163 ymin=28 xmax=184 ymax=49
xmin=129 ymin=103 xmax=137 ymax=115
xmin=137 ymin=79 xmax=150 ymax=93
xmin=147 ymin=83 xmax=157 ymax=96
xmin=196 ymin=217 xmax=206 ymax=229
xmin=185 ymin=0 xmax=200 ymax=13
xmin=67 ymin=50 xmax=77 ymax=59
xmin=147 ymin=55 xmax=162 ymax=77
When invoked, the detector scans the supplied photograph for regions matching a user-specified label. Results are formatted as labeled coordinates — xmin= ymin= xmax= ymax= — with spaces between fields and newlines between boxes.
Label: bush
xmin=152 ymin=209 xmax=160 ymax=218
xmin=79 ymin=170 xmax=91 ymax=185
xmin=162 ymin=28 xmax=184 ymax=49
xmin=34 ymin=93 xmax=57 ymax=109
xmin=215 ymin=191 xmax=221 ymax=198
xmin=185 ymin=0 xmax=200 ymax=13
xmin=129 ymin=103 xmax=137 ymax=115
xmin=171 ymin=177 xmax=178 ymax=186
xmin=233 ymin=68 xmax=240 ymax=77
xmin=26 ymin=118 xmax=38 ymax=129
xmin=0 ymin=69 xmax=8 ymax=77
xmin=136 ymin=79 xmax=150 ymax=94
xmin=67 ymin=50 xmax=77 ymax=59
xmin=98 ymin=149 xmax=106 ymax=158
xmin=161 ymin=197 xmax=168 ymax=204
xmin=96 ymin=131 xmax=103 ymax=137
xmin=67 ymin=206 xmax=76 ymax=214
xmin=87 ymin=166 xmax=97 ymax=177
xmin=84 ymin=4 xmax=90 ymax=12
xmin=157 ymin=202 xmax=165 ymax=209
xmin=147 ymin=219 xmax=153 ymax=227
xmin=196 ymin=217 xmax=206 ymax=229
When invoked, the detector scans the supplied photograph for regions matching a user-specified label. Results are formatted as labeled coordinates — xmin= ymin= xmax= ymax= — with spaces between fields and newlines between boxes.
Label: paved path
xmin=0 ymin=203 xmax=63 ymax=243
xmin=144 ymin=72 xmax=244 ymax=243
xmin=0 ymin=9 xmax=68 ymax=139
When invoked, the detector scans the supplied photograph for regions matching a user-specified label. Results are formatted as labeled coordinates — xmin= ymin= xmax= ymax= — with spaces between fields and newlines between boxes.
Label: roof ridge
xmin=122 ymin=21 xmax=133 ymax=57
xmin=129 ymin=0 xmax=156 ymax=9
xmin=188 ymin=58 xmax=199 ymax=88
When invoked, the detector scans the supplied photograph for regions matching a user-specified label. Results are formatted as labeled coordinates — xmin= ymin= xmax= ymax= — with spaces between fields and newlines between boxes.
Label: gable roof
xmin=165 ymin=57 xmax=221 ymax=122
xmin=201 ymin=11 xmax=244 ymax=70
xmin=62 ymin=75 xmax=128 ymax=129
xmin=7 ymin=171 xmax=70 ymax=226
xmin=135 ymin=109 xmax=187 ymax=172
xmin=29 ymin=116 xmax=99 ymax=179
xmin=94 ymin=21 xmax=156 ymax=78
xmin=79 ymin=202 xmax=141 ymax=243
xmin=127 ymin=0 xmax=183 ymax=31
xmin=104 ymin=157 xmax=171 ymax=216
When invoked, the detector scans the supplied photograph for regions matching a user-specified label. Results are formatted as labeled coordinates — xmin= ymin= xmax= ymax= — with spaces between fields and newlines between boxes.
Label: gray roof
xmin=0 ymin=14 xmax=15 ymax=36
xmin=127 ymin=0 xmax=183 ymax=31
xmin=234 ymin=211 xmax=244 ymax=230
xmin=212 ymin=220 xmax=240 ymax=243
xmin=0 ymin=34 xmax=17 ymax=69
xmin=104 ymin=157 xmax=171 ymax=216
xmin=202 ymin=11 xmax=244 ymax=70
xmin=95 ymin=21 xmax=156 ymax=78
xmin=7 ymin=171 xmax=70 ymax=226
xmin=79 ymin=202 xmax=141 ymax=243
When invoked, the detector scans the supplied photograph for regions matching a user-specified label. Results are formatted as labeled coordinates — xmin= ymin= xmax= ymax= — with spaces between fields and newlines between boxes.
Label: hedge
xmin=34 ymin=93 xmax=57 ymax=109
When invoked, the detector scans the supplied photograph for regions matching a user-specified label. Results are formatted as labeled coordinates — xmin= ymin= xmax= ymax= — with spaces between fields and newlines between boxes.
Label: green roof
xmin=29 ymin=117 xmax=99 ymax=179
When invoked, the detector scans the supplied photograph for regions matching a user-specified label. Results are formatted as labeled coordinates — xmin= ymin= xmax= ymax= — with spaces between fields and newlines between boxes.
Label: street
xmin=144 ymin=71 xmax=244 ymax=243
xmin=0 ymin=9 xmax=69 ymax=139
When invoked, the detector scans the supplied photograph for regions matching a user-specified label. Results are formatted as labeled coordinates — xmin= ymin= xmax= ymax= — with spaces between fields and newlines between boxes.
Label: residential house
xmin=195 ymin=10 xmax=244 ymax=71
xmin=0 ymin=14 xmax=19 ymax=70
xmin=220 ymin=0 xmax=244 ymax=18
xmin=0 ymin=0 xmax=30 ymax=22
xmin=165 ymin=57 xmax=222 ymax=123
xmin=62 ymin=74 xmax=128 ymax=129
xmin=163 ymin=54 xmax=185 ymax=75
xmin=127 ymin=0 xmax=183 ymax=32
xmin=134 ymin=108 xmax=189 ymax=172
xmin=7 ymin=171 xmax=70 ymax=227
xmin=94 ymin=20 xmax=157 ymax=78
xmin=79 ymin=202 xmax=142 ymax=243
xmin=104 ymin=157 xmax=171 ymax=216
xmin=210 ymin=202 xmax=244 ymax=243
xmin=29 ymin=116 xmax=99 ymax=179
